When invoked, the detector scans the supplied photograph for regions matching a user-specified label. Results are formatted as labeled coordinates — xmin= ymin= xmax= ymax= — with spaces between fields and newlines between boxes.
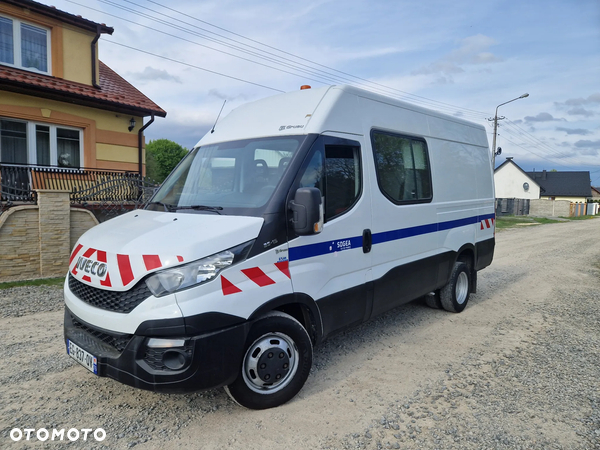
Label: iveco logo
xmin=76 ymin=257 xmax=108 ymax=278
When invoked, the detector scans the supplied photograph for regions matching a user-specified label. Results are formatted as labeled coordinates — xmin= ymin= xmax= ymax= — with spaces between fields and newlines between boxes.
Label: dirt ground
xmin=1 ymin=218 xmax=599 ymax=449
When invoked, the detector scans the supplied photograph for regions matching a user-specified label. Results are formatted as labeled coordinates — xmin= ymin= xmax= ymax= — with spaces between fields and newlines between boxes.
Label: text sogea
xmin=10 ymin=428 xmax=106 ymax=442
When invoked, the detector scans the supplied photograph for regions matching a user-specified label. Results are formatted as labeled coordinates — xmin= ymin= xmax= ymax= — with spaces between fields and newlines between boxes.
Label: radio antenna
xmin=211 ymin=100 xmax=226 ymax=133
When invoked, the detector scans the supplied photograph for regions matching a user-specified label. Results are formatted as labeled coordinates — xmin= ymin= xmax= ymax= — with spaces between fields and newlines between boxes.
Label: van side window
xmin=371 ymin=131 xmax=432 ymax=203
xmin=297 ymin=139 xmax=362 ymax=222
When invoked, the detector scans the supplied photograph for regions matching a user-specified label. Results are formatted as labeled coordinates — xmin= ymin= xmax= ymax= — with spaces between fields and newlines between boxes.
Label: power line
xmin=142 ymin=0 xmax=490 ymax=117
xmin=64 ymin=0 xmax=489 ymax=120
xmin=103 ymin=40 xmax=285 ymax=93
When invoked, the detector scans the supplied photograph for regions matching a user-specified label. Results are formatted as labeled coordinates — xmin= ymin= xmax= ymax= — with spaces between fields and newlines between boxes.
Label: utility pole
xmin=489 ymin=93 xmax=529 ymax=167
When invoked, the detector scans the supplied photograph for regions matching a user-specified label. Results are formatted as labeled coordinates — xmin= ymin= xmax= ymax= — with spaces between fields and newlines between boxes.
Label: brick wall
xmin=0 ymin=190 xmax=99 ymax=282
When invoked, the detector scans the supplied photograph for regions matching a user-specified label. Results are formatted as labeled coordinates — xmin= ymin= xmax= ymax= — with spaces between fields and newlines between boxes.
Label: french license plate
xmin=67 ymin=339 xmax=98 ymax=375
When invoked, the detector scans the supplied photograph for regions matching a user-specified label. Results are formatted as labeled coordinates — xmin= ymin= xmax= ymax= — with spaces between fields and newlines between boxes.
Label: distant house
xmin=0 ymin=0 xmax=166 ymax=188
xmin=592 ymin=186 xmax=600 ymax=199
xmin=494 ymin=157 xmax=540 ymax=199
xmin=525 ymin=170 xmax=591 ymax=203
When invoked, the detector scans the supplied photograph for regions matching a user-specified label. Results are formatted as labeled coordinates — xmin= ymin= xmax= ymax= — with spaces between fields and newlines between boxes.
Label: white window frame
xmin=0 ymin=14 xmax=52 ymax=75
xmin=0 ymin=118 xmax=82 ymax=167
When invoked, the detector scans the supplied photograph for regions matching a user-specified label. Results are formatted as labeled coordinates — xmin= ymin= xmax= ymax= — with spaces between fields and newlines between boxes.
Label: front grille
xmin=71 ymin=314 xmax=132 ymax=353
xmin=68 ymin=274 xmax=151 ymax=313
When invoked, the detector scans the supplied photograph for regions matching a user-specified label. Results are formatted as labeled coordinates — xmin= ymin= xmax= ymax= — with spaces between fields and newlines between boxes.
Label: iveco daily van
xmin=64 ymin=85 xmax=495 ymax=409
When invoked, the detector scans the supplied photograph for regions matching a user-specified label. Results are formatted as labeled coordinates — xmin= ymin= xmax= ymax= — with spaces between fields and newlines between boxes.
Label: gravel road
xmin=1 ymin=218 xmax=599 ymax=450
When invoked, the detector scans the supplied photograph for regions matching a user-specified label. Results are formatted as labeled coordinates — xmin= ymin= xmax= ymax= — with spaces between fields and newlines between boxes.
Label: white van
xmin=64 ymin=85 xmax=495 ymax=409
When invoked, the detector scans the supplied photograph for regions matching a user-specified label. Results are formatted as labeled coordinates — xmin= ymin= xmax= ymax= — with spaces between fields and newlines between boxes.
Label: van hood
xmin=68 ymin=210 xmax=264 ymax=291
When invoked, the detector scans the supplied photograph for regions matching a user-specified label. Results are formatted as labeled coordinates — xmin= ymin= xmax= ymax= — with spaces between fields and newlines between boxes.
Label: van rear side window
xmin=371 ymin=130 xmax=432 ymax=204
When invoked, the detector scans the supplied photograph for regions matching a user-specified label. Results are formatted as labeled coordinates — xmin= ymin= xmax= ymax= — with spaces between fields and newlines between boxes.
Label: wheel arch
xmin=455 ymin=244 xmax=477 ymax=294
xmin=248 ymin=293 xmax=323 ymax=345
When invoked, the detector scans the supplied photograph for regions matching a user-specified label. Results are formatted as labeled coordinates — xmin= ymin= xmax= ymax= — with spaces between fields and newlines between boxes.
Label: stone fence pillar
xmin=36 ymin=189 xmax=71 ymax=277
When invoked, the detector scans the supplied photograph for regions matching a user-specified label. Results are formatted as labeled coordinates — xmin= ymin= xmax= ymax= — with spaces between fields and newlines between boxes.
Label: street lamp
xmin=491 ymin=93 xmax=529 ymax=165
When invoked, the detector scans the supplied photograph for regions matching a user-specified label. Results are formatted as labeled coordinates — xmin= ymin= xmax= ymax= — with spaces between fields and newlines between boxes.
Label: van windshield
xmin=148 ymin=136 xmax=304 ymax=215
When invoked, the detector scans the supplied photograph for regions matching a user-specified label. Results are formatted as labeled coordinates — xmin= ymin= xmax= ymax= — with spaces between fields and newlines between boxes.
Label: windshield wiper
xmin=147 ymin=201 xmax=175 ymax=212
xmin=173 ymin=205 xmax=224 ymax=214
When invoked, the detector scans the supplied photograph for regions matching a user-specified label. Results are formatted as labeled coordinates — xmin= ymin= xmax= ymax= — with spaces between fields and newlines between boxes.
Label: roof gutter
xmin=138 ymin=114 xmax=155 ymax=176
xmin=91 ymin=25 xmax=101 ymax=89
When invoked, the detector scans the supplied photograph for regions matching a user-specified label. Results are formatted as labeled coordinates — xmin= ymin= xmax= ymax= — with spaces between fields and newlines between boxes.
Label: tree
xmin=145 ymin=139 xmax=188 ymax=183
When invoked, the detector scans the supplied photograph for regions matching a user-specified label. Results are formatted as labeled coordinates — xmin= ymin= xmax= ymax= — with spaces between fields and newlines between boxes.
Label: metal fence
xmin=495 ymin=198 xmax=530 ymax=217
xmin=0 ymin=163 xmax=158 ymax=222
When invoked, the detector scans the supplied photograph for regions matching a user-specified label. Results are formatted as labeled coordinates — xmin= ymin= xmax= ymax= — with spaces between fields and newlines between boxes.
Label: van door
xmin=288 ymin=135 xmax=372 ymax=338
xmin=368 ymin=130 xmax=440 ymax=316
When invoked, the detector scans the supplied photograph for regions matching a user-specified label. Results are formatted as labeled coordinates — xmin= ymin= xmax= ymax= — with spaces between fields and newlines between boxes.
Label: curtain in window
xmin=57 ymin=128 xmax=80 ymax=167
xmin=0 ymin=120 xmax=28 ymax=164
xmin=0 ymin=17 xmax=13 ymax=64
xmin=36 ymin=125 xmax=51 ymax=166
xmin=20 ymin=23 xmax=47 ymax=72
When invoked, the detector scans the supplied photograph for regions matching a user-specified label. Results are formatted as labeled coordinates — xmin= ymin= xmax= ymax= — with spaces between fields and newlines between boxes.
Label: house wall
xmin=0 ymin=190 xmax=98 ymax=282
xmin=494 ymin=163 xmax=540 ymax=199
xmin=0 ymin=91 xmax=144 ymax=172
xmin=61 ymin=26 xmax=94 ymax=85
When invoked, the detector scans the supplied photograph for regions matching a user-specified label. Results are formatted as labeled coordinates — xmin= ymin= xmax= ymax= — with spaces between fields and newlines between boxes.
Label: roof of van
xmin=197 ymin=85 xmax=487 ymax=148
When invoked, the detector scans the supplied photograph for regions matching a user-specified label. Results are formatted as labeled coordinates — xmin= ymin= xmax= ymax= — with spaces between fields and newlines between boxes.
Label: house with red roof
xmin=0 ymin=0 xmax=165 ymax=187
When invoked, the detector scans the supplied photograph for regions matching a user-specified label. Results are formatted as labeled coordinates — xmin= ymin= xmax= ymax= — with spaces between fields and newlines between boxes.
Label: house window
xmin=0 ymin=15 xmax=50 ymax=74
xmin=0 ymin=119 xmax=82 ymax=168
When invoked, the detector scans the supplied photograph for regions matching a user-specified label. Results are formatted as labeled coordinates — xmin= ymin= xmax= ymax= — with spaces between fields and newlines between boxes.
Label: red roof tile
xmin=0 ymin=62 xmax=166 ymax=117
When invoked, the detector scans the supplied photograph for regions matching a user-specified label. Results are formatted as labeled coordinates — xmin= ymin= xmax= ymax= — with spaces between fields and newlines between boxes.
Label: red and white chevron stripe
xmin=220 ymin=261 xmax=291 ymax=296
xmin=69 ymin=244 xmax=184 ymax=289
xmin=480 ymin=218 xmax=495 ymax=230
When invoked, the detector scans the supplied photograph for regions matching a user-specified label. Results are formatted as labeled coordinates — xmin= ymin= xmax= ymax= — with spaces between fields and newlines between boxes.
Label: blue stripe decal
xmin=437 ymin=216 xmax=478 ymax=232
xmin=289 ymin=213 xmax=494 ymax=262
xmin=288 ymin=235 xmax=363 ymax=261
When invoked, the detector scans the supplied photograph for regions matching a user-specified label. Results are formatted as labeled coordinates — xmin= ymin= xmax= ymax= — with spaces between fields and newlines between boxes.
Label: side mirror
xmin=289 ymin=187 xmax=323 ymax=235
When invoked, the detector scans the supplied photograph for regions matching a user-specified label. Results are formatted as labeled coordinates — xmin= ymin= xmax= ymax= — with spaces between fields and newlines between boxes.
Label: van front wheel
xmin=224 ymin=311 xmax=313 ymax=409
xmin=440 ymin=261 xmax=471 ymax=313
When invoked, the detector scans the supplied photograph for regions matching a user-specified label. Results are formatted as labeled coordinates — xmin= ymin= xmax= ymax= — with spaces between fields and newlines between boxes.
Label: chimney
xmin=542 ymin=170 xmax=547 ymax=180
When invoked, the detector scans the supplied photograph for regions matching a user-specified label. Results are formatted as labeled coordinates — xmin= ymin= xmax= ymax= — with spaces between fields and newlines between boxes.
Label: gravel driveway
xmin=1 ymin=218 xmax=599 ymax=449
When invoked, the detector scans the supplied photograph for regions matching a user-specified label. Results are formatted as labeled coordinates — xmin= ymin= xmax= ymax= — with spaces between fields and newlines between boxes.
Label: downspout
xmin=138 ymin=114 xmax=155 ymax=176
xmin=91 ymin=25 xmax=101 ymax=89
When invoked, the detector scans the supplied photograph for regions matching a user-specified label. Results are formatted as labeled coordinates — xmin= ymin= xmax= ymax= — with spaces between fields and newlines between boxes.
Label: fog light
xmin=163 ymin=349 xmax=189 ymax=370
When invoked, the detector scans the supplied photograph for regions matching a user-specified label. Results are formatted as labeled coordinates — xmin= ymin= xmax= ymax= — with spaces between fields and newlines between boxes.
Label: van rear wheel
xmin=440 ymin=261 xmax=471 ymax=313
xmin=224 ymin=311 xmax=312 ymax=409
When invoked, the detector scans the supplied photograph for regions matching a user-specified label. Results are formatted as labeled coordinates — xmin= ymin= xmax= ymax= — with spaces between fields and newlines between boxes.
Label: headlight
xmin=145 ymin=241 xmax=253 ymax=297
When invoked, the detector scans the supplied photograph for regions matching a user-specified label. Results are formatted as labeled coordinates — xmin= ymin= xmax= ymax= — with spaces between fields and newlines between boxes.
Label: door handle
xmin=362 ymin=229 xmax=372 ymax=253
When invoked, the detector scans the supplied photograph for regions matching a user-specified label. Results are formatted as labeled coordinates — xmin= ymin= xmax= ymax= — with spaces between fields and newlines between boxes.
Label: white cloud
xmin=412 ymin=34 xmax=502 ymax=78
xmin=129 ymin=66 xmax=182 ymax=84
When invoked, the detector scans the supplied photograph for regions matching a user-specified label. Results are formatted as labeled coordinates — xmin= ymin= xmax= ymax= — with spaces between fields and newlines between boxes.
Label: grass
xmin=561 ymin=215 xmax=599 ymax=221
xmin=495 ymin=216 xmax=563 ymax=229
xmin=0 ymin=277 xmax=64 ymax=290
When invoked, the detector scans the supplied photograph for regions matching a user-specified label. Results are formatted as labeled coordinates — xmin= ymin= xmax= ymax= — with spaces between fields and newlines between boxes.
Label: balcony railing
xmin=0 ymin=163 xmax=158 ymax=221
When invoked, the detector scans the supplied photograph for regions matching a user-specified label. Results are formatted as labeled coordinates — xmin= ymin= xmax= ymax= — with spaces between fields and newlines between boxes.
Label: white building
xmin=494 ymin=158 xmax=540 ymax=199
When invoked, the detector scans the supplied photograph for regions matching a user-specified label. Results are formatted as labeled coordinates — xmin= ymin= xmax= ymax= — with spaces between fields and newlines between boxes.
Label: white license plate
xmin=67 ymin=339 xmax=98 ymax=375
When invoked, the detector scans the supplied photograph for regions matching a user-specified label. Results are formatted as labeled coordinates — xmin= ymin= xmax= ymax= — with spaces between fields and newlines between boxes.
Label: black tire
xmin=440 ymin=261 xmax=471 ymax=313
xmin=424 ymin=291 xmax=443 ymax=309
xmin=224 ymin=311 xmax=313 ymax=410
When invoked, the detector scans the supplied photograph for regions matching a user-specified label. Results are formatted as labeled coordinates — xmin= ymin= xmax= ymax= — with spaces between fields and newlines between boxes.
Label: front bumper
xmin=64 ymin=307 xmax=250 ymax=393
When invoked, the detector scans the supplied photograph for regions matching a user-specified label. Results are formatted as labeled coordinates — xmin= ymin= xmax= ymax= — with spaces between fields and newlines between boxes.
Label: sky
xmin=45 ymin=0 xmax=600 ymax=185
